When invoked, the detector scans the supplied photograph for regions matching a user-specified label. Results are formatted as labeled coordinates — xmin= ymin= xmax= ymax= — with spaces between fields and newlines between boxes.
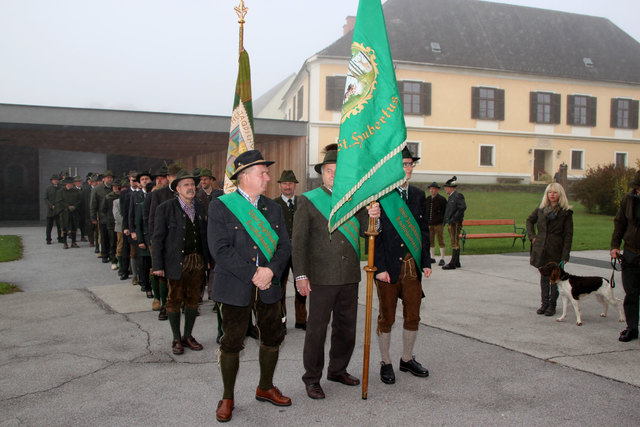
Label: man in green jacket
xmin=292 ymin=144 xmax=380 ymax=400
xmin=90 ymin=170 xmax=114 ymax=263
xmin=45 ymin=174 xmax=62 ymax=244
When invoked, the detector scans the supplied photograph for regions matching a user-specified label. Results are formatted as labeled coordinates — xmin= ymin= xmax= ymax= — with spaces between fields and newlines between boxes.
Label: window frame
xmin=325 ymin=75 xmax=347 ymax=112
xmin=611 ymin=98 xmax=639 ymax=129
xmin=529 ymin=91 xmax=561 ymax=124
xmin=479 ymin=144 xmax=495 ymax=167
xmin=405 ymin=141 xmax=422 ymax=165
xmin=570 ymin=149 xmax=584 ymax=171
xmin=615 ymin=151 xmax=628 ymax=168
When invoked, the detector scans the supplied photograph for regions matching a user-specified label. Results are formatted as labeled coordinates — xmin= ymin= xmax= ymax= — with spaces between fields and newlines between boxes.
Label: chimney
xmin=343 ymin=15 xmax=356 ymax=35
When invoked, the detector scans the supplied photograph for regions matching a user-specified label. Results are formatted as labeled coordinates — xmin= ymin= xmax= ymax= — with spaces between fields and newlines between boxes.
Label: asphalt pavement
xmin=1 ymin=226 xmax=639 ymax=426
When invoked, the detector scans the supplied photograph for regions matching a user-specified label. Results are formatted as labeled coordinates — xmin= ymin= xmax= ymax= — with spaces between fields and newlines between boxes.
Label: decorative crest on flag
xmin=342 ymin=42 xmax=378 ymax=123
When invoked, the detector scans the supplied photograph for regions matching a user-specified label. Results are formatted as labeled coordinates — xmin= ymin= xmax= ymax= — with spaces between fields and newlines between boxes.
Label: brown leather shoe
xmin=216 ymin=399 xmax=233 ymax=423
xmin=181 ymin=336 xmax=203 ymax=351
xmin=327 ymin=372 xmax=360 ymax=386
xmin=172 ymin=339 xmax=184 ymax=355
xmin=151 ymin=299 xmax=161 ymax=311
xmin=255 ymin=386 xmax=292 ymax=406
xmin=305 ymin=383 xmax=325 ymax=399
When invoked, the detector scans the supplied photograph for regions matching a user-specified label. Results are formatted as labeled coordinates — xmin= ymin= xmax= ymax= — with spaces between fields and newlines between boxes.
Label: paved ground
xmin=1 ymin=226 xmax=639 ymax=426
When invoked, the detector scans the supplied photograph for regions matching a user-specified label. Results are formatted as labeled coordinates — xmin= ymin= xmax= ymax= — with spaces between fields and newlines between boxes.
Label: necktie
xmin=287 ymin=198 xmax=295 ymax=217
xmin=401 ymin=188 xmax=408 ymax=202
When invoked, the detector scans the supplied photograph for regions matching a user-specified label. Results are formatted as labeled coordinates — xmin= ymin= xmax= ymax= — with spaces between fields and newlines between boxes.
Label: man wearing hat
xmin=373 ymin=147 xmax=431 ymax=384
xmin=152 ymin=169 xmax=210 ymax=356
xmin=442 ymin=176 xmax=466 ymax=270
xmin=292 ymin=144 xmax=380 ymax=400
xmin=426 ymin=182 xmax=447 ymax=266
xmin=72 ymin=176 xmax=87 ymax=243
xmin=149 ymin=163 xmax=182 ymax=321
xmin=90 ymin=170 xmax=115 ymax=263
xmin=208 ymin=150 xmax=292 ymax=422
xmin=611 ymin=171 xmax=640 ymax=343
xmin=129 ymin=171 xmax=153 ymax=297
xmin=119 ymin=171 xmax=139 ymax=282
xmin=45 ymin=174 xmax=62 ymax=244
xmin=55 ymin=176 xmax=82 ymax=249
xmin=273 ymin=169 xmax=307 ymax=331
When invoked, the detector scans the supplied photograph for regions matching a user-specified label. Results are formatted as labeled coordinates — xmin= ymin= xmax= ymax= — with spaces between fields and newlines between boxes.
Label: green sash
xmin=379 ymin=189 xmax=422 ymax=270
xmin=305 ymin=187 xmax=360 ymax=254
xmin=219 ymin=191 xmax=279 ymax=262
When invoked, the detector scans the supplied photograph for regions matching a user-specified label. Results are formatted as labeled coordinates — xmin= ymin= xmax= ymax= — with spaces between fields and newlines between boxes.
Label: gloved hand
xmin=68 ymin=205 xmax=76 ymax=212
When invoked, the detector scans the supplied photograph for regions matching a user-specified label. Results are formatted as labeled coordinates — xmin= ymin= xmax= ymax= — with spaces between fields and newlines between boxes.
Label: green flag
xmin=223 ymin=49 xmax=255 ymax=194
xmin=329 ymin=0 xmax=407 ymax=232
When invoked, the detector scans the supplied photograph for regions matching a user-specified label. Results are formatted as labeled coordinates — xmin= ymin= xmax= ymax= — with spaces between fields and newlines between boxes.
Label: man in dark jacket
xmin=292 ymin=144 xmax=380 ymax=400
xmin=152 ymin=169 xmax=210 ymax=356
xmin=208 ymin=150 xmax=292 ymax=422
xmin=273 ymin=169 xmax=307 ymax=331
xmin=90 ymin=170 xmax=114 ymax=263
xmin=426 ymin=182 xmax=447 ymax=266
xmin=56 ymin=176 xmax=82 ymax=249
xmin=442 ymin=176 xmax=466 ymax=270
xmin=611 ymin=171 xmax=640 ymax=342
xmin=45 ymin=174 xmax=62 ymax=244
xmin=374 ymin=147 xmax=431 ymax=385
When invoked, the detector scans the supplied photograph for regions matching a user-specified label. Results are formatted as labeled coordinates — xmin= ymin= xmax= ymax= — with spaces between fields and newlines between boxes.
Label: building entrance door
xmin=533 ymin=149 xmax=552 ymax=181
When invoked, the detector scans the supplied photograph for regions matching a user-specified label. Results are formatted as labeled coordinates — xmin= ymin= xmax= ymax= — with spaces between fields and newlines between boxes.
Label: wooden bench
xmin=458 ymin=219 xmax=526 ymax=251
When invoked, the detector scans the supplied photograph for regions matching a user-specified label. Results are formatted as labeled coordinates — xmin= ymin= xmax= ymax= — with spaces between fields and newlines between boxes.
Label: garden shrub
xmin=572 ymin=164 xmax=636 ymax=215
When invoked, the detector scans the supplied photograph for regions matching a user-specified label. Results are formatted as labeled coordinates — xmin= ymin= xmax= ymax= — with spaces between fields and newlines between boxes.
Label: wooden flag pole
xmin=362 ymin=204 xmax=378 ymax=399
xmin=234 ymin=0 xmax=248 ymax=54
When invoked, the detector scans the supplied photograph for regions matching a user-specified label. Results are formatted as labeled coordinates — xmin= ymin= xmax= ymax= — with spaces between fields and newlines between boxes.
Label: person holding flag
xmin=293 ymin=144 xmax=380 ymax=400
xmin=208 ymin=150 xmax=292 ymax=422
xmin=374 ymin=147 xmax=432 ymax=384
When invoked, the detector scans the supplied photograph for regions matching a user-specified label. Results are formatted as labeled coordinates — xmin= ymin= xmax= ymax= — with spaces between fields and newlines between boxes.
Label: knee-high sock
xmin=183 ymin=308 xmax=198 ymax=339
xmin=130 ymin=257 xmax=138 ymax=280
xmin=220 ymin=351 xmax=240 ymax=400
xmin=439 ymin=247 xmax=446 ymax=259
xmin=429 ymin=247 xmax=435 ymax=259
xmin=258 ymin=345 xmax=279 ymax=391
xmin=159 ymin=278 xmax=168 ymax=306
xmin=151 ymin=274 xmax=159 ymax=300
xmin=402 ymin=329 xmax=417 ymax=362
xmin=168 ymin=311 xmax=181 ymax=341
xmin=378 ymin=332 xmax=392 ymax=364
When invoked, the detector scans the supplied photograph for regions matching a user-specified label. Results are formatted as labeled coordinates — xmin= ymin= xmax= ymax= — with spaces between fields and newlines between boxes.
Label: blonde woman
xmin=526 ymin=182 xmax=574 ymax=316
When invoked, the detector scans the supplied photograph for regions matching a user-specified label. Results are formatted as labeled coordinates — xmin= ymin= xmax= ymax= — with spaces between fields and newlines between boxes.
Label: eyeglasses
xmin=403 ymin=162 xmax=415 ymax=168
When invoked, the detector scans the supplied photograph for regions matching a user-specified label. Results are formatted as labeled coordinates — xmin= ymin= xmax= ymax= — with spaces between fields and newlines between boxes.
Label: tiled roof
xmin=318 ymin=0 xmax=640 ymax=84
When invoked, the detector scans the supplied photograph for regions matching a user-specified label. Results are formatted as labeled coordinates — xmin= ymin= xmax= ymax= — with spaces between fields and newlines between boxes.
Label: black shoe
xmin=101 ymin=258 xmax=110 ymax=263
xmin=119 ymin=273 xmax=129 ymax=280
xmin=158 ymin=307 xmax=168 ymax=321
xmin=399 ymin=357 xmax=429 ymax=377
xmin=380 ymin=362 xmax=395 ymax=384
xmin=442 ymin=263 xmax=456 ymax=270
xmin=295 ymin=322 xmax=307 ymax=330
xmin=438 ymin=259 xmax=445 ymax=266
xmin=216 ymin=329 xmax=223 ymax=344
xmin=544 ymin=306 xmax=556 ymax=316
xmin=619 ymin=328 xmax=639 ymax=342
xmin=536 ymin=304 xmax=548 ymax=315
xmin=429 ymin=257 xmax=436 ymax=263
xmin=46 ymin=241 xmax=52 ymax=245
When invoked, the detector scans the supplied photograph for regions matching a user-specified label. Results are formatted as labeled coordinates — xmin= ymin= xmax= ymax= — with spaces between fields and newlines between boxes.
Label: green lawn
xmin=0 ymin=235 xmax=23 ymax=262
xmin=0 ymin=235 xmax=23 ymax=293
xmin=360 ymin=191 xmax=614 ymax=258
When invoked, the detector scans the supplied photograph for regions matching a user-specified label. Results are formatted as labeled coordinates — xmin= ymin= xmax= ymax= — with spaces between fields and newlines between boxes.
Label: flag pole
xmin=235 ymin=0 xmax=248 ymax=54
xmin=362 ymin=203 xmax=378 ymax=399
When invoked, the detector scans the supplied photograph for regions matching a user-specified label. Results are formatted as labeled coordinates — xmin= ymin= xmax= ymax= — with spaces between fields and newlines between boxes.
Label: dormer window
xmin=430 ymin=42 xmax=441 ymax=53
xmin=583 ymin=57 xmax=594 ymax=68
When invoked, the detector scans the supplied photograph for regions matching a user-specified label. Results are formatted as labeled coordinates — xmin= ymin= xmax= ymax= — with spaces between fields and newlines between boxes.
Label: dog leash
xmin=609 ymin=255 xmax=623 ymax=289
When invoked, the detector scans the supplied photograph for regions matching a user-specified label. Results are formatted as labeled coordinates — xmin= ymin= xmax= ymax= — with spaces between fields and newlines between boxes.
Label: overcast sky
xmin=1 ymin=0 xmax=638 ymax=116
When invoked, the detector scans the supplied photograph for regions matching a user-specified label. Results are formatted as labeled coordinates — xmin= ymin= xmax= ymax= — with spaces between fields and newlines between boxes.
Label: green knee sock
xmin=183 ymin=308 xmax=198 ymax=339
xmin=220 ymin=352 xmax=240 ymax=400
xmin=150 ymin=275 xmax=159 ymax=300
xmin=258 ymin=345 xmax=279 ymax=391
xmin=167 ymin=311 xmax=181 ymax=341
xmin=159 ymin=279 xmax=168 ymax=306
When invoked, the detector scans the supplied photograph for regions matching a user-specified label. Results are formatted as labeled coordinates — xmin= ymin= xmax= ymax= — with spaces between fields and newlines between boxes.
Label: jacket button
xmin=400 ymin=243 xmax=404 ymax=247
xmin=399 ymin=257 xmax=403 ymax=261
xmin=252 ymin=257 xmax=256 ymax=262
xmin=253 ymin=245 xmax=257 ymax=250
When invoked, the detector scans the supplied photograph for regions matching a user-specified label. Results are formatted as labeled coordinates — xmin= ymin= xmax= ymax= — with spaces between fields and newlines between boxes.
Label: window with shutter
xmin=472 ymin=87 xmax=504 ymax=120
xmin=297 ymin=87 xmax=304 ymax=120
xmin=398 ymin=81 xmax=431 ymax=115
xmin=325 ymin=76 xmax=346 ymax=111
xmin=531 ymin=91 xmax=559 ymax=124
xmin=612 ymin=98 xmax=640 ymax=129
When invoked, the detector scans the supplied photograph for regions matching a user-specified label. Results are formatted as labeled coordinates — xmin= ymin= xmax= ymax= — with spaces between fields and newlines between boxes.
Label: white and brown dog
xmin=538 ymin=262 xmax=625 ymax=326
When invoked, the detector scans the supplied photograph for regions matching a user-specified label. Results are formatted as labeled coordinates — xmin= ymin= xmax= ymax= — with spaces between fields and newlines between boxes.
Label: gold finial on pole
xmin=235 ymin=0 xmax=248 ymax=55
